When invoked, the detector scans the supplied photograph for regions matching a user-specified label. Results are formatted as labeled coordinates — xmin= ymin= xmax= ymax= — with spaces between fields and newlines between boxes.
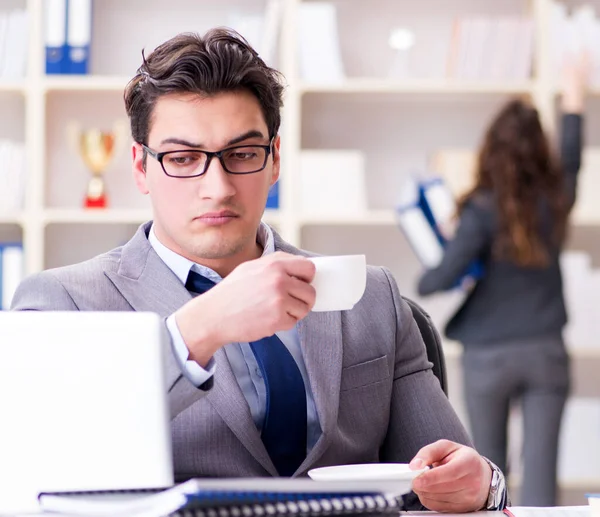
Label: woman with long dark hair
xmin=417 ymin=56 xmax=589 ymax=506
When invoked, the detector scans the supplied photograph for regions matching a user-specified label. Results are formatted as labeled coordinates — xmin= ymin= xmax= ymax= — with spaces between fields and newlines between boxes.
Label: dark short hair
xmin=124 ymin=28 xmax=285 ymax=146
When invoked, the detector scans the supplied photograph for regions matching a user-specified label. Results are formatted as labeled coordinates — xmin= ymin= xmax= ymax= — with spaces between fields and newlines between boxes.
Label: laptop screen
xmin=0 ymin=311 xmax=174 ymax=514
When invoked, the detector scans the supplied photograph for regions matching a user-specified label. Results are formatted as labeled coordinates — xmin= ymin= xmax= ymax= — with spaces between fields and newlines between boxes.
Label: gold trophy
xmin=67 ymin=120 xmax=128 ymax=209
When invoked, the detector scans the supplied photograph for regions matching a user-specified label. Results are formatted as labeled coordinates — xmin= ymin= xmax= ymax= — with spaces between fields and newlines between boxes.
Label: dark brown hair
xmin=459 ymin=98 xmax=568 ymax=267
xmin=124 ymin=28 xmax=285 ymax=146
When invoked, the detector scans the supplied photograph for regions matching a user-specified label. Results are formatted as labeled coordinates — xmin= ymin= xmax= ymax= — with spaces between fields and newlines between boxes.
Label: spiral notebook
xmin=38 ymin=477 xmax=408 ymax=517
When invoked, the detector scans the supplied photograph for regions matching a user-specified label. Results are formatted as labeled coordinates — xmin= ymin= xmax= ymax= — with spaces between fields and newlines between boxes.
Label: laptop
xmin=0 ymin=311 xmax=174 ymax=514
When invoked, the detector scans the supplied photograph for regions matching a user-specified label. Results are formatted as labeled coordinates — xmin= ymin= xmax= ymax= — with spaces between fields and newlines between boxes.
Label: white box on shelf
xmin=430 ymin=148 xmax=476 ymax=199
xmin=1 ymin=9 xmax=28 ymax=79
xmin=558 ymin=398 xmax=600 ymax=482
xmin=227 ymin=12 xmax=263 ymax=58
xmin=1 ymin=244 xmax=24 ymax=310
xmin=572 ymin=147 xmax=600 ymax=224
xmin=561 ymin=251 xmax=595 ymax=348
xmin=299 ymin=150 xmax=367 ymax=216
xmin=0 ymin=140 xmax=26 ymax=213
xmin=227 ymin=0 xmax=283 ymax=67
xmin=297 ymin=2 xmax=345 ymax=83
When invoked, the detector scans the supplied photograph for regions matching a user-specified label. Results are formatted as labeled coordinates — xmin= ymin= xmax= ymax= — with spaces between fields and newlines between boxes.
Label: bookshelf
xmin=2 ymin=0 xmax=600 ymax=504
xmin=0 ymin=0 xmax=572 ymax=276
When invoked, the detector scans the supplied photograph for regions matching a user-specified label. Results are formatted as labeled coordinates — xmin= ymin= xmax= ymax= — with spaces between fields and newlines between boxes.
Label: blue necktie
xmin=185 ymin=270 xmax=307 ymax=476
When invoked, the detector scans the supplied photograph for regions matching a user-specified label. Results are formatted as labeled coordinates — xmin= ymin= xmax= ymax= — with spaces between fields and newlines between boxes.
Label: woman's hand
xmin=561 ymin=50 xmax=591 ymax=113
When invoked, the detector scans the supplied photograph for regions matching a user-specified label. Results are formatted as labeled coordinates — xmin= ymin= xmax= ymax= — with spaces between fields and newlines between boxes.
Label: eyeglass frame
xmin=141 ymin=138 xmax=275 ymax=178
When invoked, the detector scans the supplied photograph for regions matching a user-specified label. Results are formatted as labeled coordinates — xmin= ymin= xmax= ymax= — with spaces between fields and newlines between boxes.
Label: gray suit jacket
xmin=11 ymin=222 xmax=472 ymax=481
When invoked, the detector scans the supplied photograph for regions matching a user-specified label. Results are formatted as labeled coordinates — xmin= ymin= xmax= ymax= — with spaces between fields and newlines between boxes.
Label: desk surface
xmin=405 ymin=509 xmax=589 ymax=517
xmin=400 ymin=512 xmax=506 ymax=517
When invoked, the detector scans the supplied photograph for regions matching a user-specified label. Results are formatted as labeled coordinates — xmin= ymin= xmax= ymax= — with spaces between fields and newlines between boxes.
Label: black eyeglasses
xmin=142 ymin=139 xmax=273 ymax=178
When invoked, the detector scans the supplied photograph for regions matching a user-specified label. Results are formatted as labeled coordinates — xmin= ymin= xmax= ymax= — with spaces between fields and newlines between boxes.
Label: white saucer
xmin=307 ymin=463 xmax=427 ymax=482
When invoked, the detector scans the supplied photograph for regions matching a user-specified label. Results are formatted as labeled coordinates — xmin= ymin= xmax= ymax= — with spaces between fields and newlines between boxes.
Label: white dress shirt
xmin=149 ymin=223 xmax=322 ymax=451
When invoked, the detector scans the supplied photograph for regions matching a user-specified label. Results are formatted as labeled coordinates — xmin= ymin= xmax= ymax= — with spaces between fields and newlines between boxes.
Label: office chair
xmin=402 ymin=296 xmax=448 ymax=397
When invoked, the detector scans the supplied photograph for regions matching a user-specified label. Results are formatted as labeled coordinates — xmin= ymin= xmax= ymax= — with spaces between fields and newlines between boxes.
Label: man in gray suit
xmin=12 ymin=29 xmax=507 ymax=512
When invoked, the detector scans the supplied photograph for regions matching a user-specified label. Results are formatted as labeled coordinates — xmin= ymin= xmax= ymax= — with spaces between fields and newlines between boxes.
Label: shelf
xmin=300 ymin=79 xmax=535 ymax=95
xmin=555 ymin=86 xmax=600 ymax=97
xmin=299 ymin=210 xmax=600 ymax=230
xmin=42 ymin=75 xmax=131 ymax=92
xmin=0 ymin=213 xmax=23 ymax=225
xmin=571 ymin=212 xmax=600 ymax=226
xmin=0 ymin=80 xmax=26 ymax=94
xmin=300 ymin=210 xmax=396 ymax=226
xmin=43 ymin=208 xmax=152 ymax=225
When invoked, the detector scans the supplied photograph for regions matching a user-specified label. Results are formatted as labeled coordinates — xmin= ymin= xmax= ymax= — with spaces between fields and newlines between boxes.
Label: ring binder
xmin=396 ymin=175 xmax=484 ymax=287
xmin=172 ymin=493 xmax=401 ymax=517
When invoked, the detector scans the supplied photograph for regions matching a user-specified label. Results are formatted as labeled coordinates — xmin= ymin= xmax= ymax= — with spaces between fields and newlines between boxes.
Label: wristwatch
xmin=483 ymin=457 xmax=509 ymax=510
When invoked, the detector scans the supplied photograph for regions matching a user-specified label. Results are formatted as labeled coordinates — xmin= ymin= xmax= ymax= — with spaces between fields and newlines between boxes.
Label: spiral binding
xmin=172 ymin=494 xmax=400 ymax=517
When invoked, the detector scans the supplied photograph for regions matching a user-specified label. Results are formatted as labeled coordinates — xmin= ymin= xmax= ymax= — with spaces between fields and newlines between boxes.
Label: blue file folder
xmin=397 ymin=176 xmax=484 ymax=290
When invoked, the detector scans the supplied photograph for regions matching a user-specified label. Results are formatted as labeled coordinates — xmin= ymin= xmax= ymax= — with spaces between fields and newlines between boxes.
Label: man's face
xmin=132 ymin=90 xmax=280 ymax=265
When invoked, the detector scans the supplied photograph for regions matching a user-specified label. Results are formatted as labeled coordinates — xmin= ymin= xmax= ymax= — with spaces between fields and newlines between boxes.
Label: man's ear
xmin=132 ymin=143 xmax=149 ymax=195
xmin=270 ymin=135 xmax=281 ymax=186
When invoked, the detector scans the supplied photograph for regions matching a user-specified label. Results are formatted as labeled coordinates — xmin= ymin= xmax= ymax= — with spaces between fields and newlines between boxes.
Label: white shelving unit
xmin=42 ymin=75 xmax=130 ymax=92
xmin=2 ymin=0 xmax=600 ymax=504
xmin=0 ymin=0 xmax=573 ymax=276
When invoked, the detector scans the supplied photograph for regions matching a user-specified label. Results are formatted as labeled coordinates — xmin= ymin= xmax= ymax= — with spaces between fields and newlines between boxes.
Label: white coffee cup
xmin=308 ymin=254 xmax=367 ymax=312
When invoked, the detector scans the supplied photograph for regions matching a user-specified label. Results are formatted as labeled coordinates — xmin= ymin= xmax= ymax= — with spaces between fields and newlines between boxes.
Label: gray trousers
xmin=462 ymin=336 xmax=570 ymax=507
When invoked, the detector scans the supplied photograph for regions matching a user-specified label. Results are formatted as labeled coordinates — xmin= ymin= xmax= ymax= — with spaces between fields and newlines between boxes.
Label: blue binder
xmin=65 ymin=0 xmax=92 ymax=74
xmin=397 ymin=176 xmax=484 ymax=290
xmin=44 ymin=0 xmax=68 ymax=74
xmin=420 ymin=178 xmax=484 ymax=285
xmin=266 ymin=180 xmax=279 ymax=209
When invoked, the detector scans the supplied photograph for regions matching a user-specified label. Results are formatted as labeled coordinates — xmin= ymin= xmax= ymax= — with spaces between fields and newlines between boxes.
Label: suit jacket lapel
xmin=274 ymin=231 xmax=343 ymax=473
xmin=104 ymin=222 xmax=276 ymax=475
xmin=104 ymin=223 xmax=192 ymax=394
xmin=208 ymin=348 xmax=278 ymax=476
xmin=296 ymin=311 xmax=343 ymax=473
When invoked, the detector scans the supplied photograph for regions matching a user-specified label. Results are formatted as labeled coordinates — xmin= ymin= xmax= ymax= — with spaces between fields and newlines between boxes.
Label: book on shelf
xmin=297 ymin=2 xmax=345 ymax=83
xmin=430 ymin=147 xmax=476 ymax=200
xmin=0 ymin=8 xmax=28 ymax=79
xmin=552 ymin=3 xmax=600 ymax=87
xmin=445 ymin=15 xmax=533 ymax=81
xmin=226 ymin=0 xmax=284 ymax=67
xmin=0 ymin=243 xmax=24 ymax=310
xmin=38 ymin=477 xmax=410 ymax=517
xmin=299 ymin=149 xmax=367 ymax=216
xmin=260 ymin=0 xmax=285 ymax=66
xmin=0 ymin=139 xmax=26 ymax=213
